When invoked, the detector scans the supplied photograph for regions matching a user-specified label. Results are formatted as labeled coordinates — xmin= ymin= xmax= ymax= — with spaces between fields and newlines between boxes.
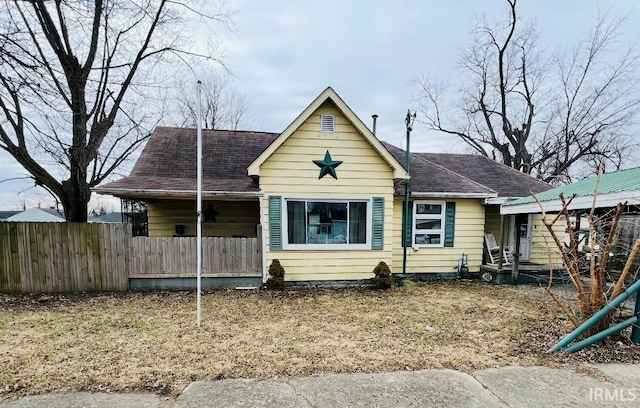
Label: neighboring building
xmin=0 ymin=211 xmax=20 ymax=220
xmin=98 ymin=212 xmax=123 ymax=223
xmin=95 ymin=87 xmax=552 ymax=283
xmin=88 ymin=212 xmax=123 ymax=223
xmin=3 ymin=209 xmax=122 ymax=223
xmin=5 ymin=207 xmax=65 ymax=222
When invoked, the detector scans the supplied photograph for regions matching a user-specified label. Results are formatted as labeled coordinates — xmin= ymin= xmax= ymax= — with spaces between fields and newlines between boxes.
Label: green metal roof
xmin=504 ymin=167 xmax=640 ymax=207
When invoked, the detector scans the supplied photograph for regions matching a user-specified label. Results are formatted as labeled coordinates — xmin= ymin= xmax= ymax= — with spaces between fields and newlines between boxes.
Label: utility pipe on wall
xmin=402 ymin=110 xmax=416 ymax=275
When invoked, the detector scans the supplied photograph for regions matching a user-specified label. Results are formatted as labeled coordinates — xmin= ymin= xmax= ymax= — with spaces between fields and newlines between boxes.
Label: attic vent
xmin=321 ymin=115 xmax=335 ymax=133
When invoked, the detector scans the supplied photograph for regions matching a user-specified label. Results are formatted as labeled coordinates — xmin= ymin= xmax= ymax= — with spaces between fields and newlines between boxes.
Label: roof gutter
xmin=501 ymin=191 xmax=640 ymax=215
xmin=407 ymin=192 xmax=497 ymax=199
xmin=485 ymin=197 xmax=512 ymax=205
xmin=92 ymin=187 xmax=261 ymax=199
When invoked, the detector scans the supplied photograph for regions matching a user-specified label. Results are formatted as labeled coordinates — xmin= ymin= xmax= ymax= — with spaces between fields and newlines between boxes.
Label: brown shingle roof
xmin=415 ymin=153 xmax=551 ymax=197
xmin=96 ymin=127 xmax=278 ymax=196
xmin=96 ymin=126 xmax=550 ymax=199
xmin=382 ymin=143 xmax=496 ymax=196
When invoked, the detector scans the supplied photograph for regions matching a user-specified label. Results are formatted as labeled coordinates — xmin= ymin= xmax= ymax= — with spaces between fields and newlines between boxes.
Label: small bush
xmin=266 ymin=259 xmax=285 ymax=290
xmin=372 ymin=261 xmax=394 ymax=290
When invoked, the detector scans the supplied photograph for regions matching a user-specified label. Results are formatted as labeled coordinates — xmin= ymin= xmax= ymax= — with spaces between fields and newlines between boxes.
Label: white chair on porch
xmin=484 ymin=233 xmax=512 ymax=265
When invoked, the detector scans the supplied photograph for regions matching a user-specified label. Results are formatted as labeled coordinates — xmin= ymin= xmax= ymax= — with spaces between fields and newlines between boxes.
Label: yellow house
xmin=95 ymin=87 xmax=553 ymax=286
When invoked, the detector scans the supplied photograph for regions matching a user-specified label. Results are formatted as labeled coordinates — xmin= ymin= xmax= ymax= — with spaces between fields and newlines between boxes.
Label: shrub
xmin=266 ymin=259 xmax=285 ymax=290
xmin=372 ymin=261 xmax=394 ymax=290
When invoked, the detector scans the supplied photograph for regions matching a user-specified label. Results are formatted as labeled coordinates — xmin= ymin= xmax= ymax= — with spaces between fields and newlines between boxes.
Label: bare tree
xmin=176 ymin=75 xmax=253 ymax=130
xmin=0 ymin=0 xmax=231 ymax=221
xmin=537 ymin=184 xmax=640 ymax=336
xmin=416 ymin=0 xmax=640 ymax=184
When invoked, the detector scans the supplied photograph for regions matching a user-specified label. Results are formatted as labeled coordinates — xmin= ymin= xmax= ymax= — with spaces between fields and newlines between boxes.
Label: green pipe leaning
xmin=632 ymin=288 xmax=640 ymax=343
xmin=550 ymin=278 xmax=640 ymax=352
xmin=563 ymin=316 xmax=638 ymax=354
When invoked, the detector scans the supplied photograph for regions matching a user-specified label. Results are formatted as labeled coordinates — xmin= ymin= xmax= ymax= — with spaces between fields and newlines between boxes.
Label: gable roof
xmin=0 ymin=210 xmax=20 ymax=220
xmin=94 ymin=89 xmax=552 ymax=201
xmin=96 ymin=212 xmax=123 ymax=223
xmin=415 ymin=153 xmax=551 ymax=198
xmin=94 ymin=127 xmax=278 ymax=198
xmin=502 ymin=166 xmax=640 ymax=214
xmin=7 ymin=208 xmax=65 ymax=222
xmin=247 ymin=87 xmax=408 ymax=180
xmin=95 ymin=127 xmax=551 ymax=200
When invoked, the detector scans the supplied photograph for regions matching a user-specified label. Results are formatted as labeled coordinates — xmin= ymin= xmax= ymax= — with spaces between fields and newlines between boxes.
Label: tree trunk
xmin=61 ymin=179 xmax=90 ymax=222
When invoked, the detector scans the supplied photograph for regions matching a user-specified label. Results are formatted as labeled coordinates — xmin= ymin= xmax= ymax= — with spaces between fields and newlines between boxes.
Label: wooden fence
xmin=129 ymin=236 xmax=262 ymax=278
xmin=0 ymin=222 xmax=263 ymax=293
xmin=0 ymin=222 xmax=131 ymax=293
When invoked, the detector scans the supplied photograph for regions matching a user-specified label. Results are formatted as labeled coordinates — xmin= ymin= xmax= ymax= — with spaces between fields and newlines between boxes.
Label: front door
xmin=510 ymin=214 xmax=532 ymax=262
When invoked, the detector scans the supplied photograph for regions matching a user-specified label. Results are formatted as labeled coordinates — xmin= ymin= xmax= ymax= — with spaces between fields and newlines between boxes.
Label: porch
xmin=479 ymin=263 xmax=570 ymax=284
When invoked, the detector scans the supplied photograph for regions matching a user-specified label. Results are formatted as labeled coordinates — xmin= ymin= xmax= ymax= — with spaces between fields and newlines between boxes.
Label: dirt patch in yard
xmin=0 ymin=281 xmax=638 ymax=397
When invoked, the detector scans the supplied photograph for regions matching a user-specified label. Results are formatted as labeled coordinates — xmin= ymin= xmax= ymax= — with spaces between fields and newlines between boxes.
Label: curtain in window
xmin=287 ymin=201 xmax=306 ymax=244
xmin=349 ymin=202 xmax=367 ymax=244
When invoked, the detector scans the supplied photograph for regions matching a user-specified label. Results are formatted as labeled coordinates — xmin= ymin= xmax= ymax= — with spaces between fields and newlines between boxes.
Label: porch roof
xmin=501 ymin=167 xmax=640 ymax=214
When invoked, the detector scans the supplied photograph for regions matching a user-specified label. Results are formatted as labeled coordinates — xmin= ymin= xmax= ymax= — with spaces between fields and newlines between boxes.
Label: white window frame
xmin=282 ymin=196 xmax=372 ymax=250
xmin=413 ymin=200 xmax=445 ymax=248
xmin=320 ymin=115 xmax=335 ymax=133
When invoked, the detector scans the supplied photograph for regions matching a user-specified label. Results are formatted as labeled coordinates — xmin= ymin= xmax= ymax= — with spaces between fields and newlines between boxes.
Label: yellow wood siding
xmin=261 ymin=102 xmax=396 ymax=281
xmin=484 ymin=205 xmax=510 ymax=244
xmin=147 ymin=199 xmax=259 ymax=238
xmin=391 ymin=198 xmax=486 ymax=273
xmin=529 ymin=214 xmax=566 ymax=266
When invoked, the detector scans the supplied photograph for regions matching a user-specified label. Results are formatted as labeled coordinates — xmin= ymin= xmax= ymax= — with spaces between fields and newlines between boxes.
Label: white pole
xmin=196 ymin=80 xmax=203 ymax=326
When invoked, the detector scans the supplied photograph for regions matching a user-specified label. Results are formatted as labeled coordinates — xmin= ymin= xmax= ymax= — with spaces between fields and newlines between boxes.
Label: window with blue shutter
xmin=411 ymin=201 xmax=455 ymax=248
xmin=444 ymin=202 xmax=456 ymax=247
xmin=268 ymin=196 xmax=282 ymax=251
xmin=371 ymin=197 xmax=384 ymax=250
xmin=275 ymin=197 xmax=379 ymax=250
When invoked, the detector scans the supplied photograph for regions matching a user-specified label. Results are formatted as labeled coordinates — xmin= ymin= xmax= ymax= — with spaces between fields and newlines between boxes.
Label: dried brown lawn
xmin=0 ymin=281 xmax=636 ymax=397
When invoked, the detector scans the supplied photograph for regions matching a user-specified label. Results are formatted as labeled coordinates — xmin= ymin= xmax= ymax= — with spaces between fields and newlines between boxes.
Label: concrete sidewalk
xmin=1 ymin=364 xmax=638 ymax=407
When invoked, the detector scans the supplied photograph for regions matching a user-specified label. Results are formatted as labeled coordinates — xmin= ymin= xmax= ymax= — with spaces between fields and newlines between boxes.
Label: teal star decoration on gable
xmin=313 ymin=150 xmax=343 ymax=179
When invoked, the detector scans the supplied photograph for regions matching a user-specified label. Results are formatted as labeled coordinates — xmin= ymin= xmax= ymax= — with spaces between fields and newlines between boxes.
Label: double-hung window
xmin=413 ymin=201 xmax=445 ymax=247
xmin=284 ymin=198 xmax=370 ymax=249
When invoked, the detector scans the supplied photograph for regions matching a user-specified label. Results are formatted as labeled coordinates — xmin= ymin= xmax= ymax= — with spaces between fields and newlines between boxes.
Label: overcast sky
xmin=0 ymin=0 xmax=638 ymax=210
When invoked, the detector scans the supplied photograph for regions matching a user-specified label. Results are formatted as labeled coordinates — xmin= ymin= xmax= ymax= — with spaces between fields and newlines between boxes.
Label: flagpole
xmin=196 ymin=80 xmax=203 ymax=326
